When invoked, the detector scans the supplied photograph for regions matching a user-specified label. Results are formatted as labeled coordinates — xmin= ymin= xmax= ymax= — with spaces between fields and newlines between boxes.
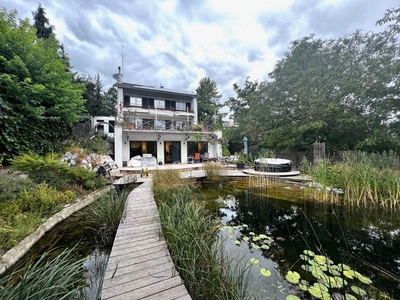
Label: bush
xmin=11 ymin=153 xmax=106 ymax=192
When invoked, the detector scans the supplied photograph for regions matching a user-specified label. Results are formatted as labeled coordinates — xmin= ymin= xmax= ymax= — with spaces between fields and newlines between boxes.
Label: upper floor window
xmin=176 ymin=101 xmax=186 ymax=111
xmin=155 ymin=99 xmax=165 ymax=109
xmin=130 ymin=97 xmax=142 ymax=106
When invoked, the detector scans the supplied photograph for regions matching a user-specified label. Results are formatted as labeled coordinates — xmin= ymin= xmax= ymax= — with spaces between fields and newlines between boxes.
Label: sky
xmin=1 ymin=0 xmax=399 ymax=106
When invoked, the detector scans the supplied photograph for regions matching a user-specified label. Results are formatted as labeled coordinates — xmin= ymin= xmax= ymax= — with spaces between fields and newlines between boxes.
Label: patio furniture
xmin=203 ymin=152 xmax=209 ymax=162
xmin=187 ymin=155 xmax=194 ymax=164
xmin=194 ymin=153 xmax=201 ymax=163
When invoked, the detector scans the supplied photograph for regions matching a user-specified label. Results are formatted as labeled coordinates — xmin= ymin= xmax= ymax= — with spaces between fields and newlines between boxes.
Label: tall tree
xmin=32 ymin=4 xmax=54 ymax=39
xmin=0 ymin=8 xmax=85 ymax=160
xmin=195 ymin=77 xmax=223 ymax=128
xmin=75 ymin=73 xmax=115 ymax=118
xmin=230 ymin=26 xmax=400 ymax=153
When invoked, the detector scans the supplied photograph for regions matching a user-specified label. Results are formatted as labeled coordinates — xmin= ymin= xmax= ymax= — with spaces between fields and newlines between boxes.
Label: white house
xmin=93 ymin=69 xmax=222 ymax=168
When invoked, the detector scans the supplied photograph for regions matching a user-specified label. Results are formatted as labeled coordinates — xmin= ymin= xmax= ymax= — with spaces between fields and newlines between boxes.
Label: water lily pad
xmin=285 ymin=271 xmax=300 ymax=284
xmin=313 ymin=282 xmax=329 ymax=292
xmin=286 ymin=295 xmax=301 ymax=300
xmin=242 ymin=224 xmax=248 ymax=228
xmin=345 ymin=294 xmax=357 ymax=300
xmin=350 ymin=285 xmax=367 ymax=297
xmin=300 ymin=279 xmax=309 ymax=285
xmin=249 ymin=232 xmax=255 ymax=235
xmin=301 ymin=264 xmax=311 ymax=272
xmin=250 ymin=257 xmax=260 ymax=264
xmin=332 ymin=293 xmax=345 ymax=300
xmin=303 ymin=250 xmax=315 ymax=257
xmin=308 ymin=286 xmax=323 ymax=299
xmin=299 ymin=284 xmax=308 ymax=291
xmin=229 ymin=234 xmax=234 ymax=238
xmin=252 ymin=236 xmax=261 ymax=242
xmin=337 ymin=263 xmax=351 ymax=271
xmin=343 ymin=270 xmax=357 ymax=279
xmin=235 ymin=240 xmax=241 ymax=245
xmin=300 ymin=254 xmax=310 ymax=261
xmin=356 ymin=274 xmax=372 ymax=284
xmin=308 ymin=260 xmax=319 ymax=267
xmin=243 ymin=237 xmax=250 ymax=241
xmin=261 ymin=244 xmax=270 ymax=250
xmin=328 ymin=266 xmax=341 ymax=276
xmin=314 ymin=255 xmax=327 ymax=265
xmin=311 ymin=267 xmax=325 ymax=279
xmin=251 ymin=243 xmax=260 ymax=249
xmin=260 ymin=268 xmax=272 ymax=277
xmin=334 ymin=276 xmax=348 ymax=287
xmin=259 ymin=234 xmax=268 ymax=239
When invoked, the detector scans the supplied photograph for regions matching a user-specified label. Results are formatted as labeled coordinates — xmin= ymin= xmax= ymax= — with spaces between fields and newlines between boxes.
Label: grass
xmin=203 ymin=162 xmax=227 ymax=181
xmin=303 ymin=151 xmax=400 ymax=209
xmin=0 ymin=248 xmax=85 ymax=300
xmin=153 ymin=169 xmax=253 ymax=299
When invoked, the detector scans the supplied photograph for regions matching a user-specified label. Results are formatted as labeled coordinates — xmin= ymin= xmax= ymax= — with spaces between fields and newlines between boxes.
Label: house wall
xmin=111 ymin=81 xmax=223 ymax=167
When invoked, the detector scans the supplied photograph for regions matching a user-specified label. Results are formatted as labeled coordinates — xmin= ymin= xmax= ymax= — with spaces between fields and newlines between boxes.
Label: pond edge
xmin=0 ymin=186 xmax=113 ymax=276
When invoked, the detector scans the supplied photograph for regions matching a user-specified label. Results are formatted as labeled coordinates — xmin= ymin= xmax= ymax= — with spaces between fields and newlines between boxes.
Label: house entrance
xmin=164 ymin=141 xmax=181 ymax=164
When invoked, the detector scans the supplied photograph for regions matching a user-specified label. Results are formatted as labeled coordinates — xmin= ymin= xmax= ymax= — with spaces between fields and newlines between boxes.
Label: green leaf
xmin=260 ymin=268 xmax=272 ymax=277
xmin=356 ymin=274 xmax=372 ymax=284
xmin=350 ymin=285 xmax=367 ymax=297
xmin=286 ymin=295 xmax=301 ymax=300
xmin=303 ymin=250 xmax=315 ymax=257
xmin=250 ymin=257 xmax=260 ymax=264
xmin=285 ymin=271 xmax=300 ymax=284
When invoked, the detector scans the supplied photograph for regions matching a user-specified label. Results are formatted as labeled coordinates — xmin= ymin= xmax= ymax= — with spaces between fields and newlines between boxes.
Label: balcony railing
xmin=122 ymin=104 xmax=194 ymax=113
xmin=120 ymin=119 xmax=213 ymax=132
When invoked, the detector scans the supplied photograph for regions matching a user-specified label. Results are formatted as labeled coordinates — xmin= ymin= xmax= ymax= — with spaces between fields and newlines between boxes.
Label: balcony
xmin=120 ymin=120 xmax=212 ymax=133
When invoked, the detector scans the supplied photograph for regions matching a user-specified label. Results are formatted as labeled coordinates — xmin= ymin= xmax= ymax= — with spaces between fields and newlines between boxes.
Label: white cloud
xmin=1 ymin=0 xmax=398 ymax=105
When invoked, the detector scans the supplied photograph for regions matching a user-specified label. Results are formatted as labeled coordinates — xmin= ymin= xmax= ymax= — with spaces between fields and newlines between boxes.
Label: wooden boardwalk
xmin=101 ymin=178 xmax=191 ymax=300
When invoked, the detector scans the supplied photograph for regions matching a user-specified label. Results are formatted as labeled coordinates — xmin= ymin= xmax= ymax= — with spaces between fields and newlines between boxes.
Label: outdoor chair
xmin=187 ymin=155 xmax=194 ymax=164
xmin=203 ymin=152 xmax=209 ymax=162
xmin=194 ymin=153 xmax=201 ymax=163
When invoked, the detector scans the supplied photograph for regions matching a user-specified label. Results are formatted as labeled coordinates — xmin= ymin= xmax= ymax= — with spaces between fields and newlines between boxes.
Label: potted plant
xmin=235 ymin=152 xmax=247 ymax=169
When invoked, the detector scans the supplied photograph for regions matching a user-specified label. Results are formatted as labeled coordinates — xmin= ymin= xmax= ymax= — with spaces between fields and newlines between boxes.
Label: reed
xmin=0 ymin=248 xmax=85 ymax=300
xmin=203 ymin=162 xmax=227 ymax=181
xmin=80 ymin=189 xmax=128 ymax=249
xmin=306 ymin=151 xmax=400 ymax=209
xmin=154 ymin=169 xmax=252 ymax=299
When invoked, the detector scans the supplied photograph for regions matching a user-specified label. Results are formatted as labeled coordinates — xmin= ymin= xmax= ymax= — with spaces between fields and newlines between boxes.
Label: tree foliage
xmin=228 ymin=21 xmax=400 ymax=153
xmin=32 ymin=4 xmax=54 ymax=39
xmin=0 ymin=8 xmax=85 ymax=161
xmin=75 ymin=73 xmax=117 ymax=119
xmin=195 ymin=77 xmax=223 ymax=128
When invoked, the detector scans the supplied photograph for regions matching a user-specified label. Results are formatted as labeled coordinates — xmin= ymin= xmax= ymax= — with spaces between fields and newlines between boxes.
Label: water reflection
xmin=201 ymin=179 xmax=400 ymax=299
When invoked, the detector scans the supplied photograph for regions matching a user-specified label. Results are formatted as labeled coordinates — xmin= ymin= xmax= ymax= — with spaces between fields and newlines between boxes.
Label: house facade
xmin=93 ymin=70 xmax=222 ymax=167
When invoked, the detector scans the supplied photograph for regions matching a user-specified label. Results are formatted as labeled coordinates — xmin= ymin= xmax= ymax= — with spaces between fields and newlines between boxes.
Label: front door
xmin=165 ymin=141 xmax=181 ymax=163
xmin=172 ymin=141 xmax=181 ymax=163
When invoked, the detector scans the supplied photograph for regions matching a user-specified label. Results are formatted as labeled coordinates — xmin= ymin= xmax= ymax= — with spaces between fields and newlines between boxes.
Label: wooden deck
xmin=101 ymin=178 xmax=191 ymax=299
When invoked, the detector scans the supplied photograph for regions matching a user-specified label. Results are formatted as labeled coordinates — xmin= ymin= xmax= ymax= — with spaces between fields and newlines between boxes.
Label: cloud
xmin=1 ymin=0 xmax=399 ymax=105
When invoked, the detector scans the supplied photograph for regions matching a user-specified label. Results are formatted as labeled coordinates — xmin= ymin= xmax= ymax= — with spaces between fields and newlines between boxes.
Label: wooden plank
xmin=101 ymin=179 xmax=191 ymax=299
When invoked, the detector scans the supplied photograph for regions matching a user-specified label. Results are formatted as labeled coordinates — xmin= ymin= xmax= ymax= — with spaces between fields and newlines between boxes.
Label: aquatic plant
xmin=154 ymin=170 xmax=253 ymax=299
xmin=0 ymin=248 xmax=85 ymax=300
xmin=285 ymin=250 xmax=373 ymax=300
xmin=80 ymin=189 xmax=128 ymax=249
xmin=304 ymin=151 xmax=400 ymax=210
xmin=203 ymin=162 xmax=227 ymax=181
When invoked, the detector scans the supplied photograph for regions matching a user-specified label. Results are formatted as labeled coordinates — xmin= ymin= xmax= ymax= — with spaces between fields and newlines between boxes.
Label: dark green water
xmin=7 ymin=184 xmax=137 ymax=299
xmin=200 ymin=178 xmax=400 ymax=300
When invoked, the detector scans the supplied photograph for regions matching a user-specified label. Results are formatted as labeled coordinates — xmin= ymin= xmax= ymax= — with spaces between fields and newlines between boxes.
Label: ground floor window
xmin=130 ymin=141 xmax=157 ymax=158
xmin=187 ymin=141 xmax=208 ymax=156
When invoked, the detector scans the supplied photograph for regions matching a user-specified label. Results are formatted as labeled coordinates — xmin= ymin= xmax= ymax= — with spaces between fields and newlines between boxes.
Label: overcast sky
xmin=2 ymin=0 xmax=398 ymax=104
